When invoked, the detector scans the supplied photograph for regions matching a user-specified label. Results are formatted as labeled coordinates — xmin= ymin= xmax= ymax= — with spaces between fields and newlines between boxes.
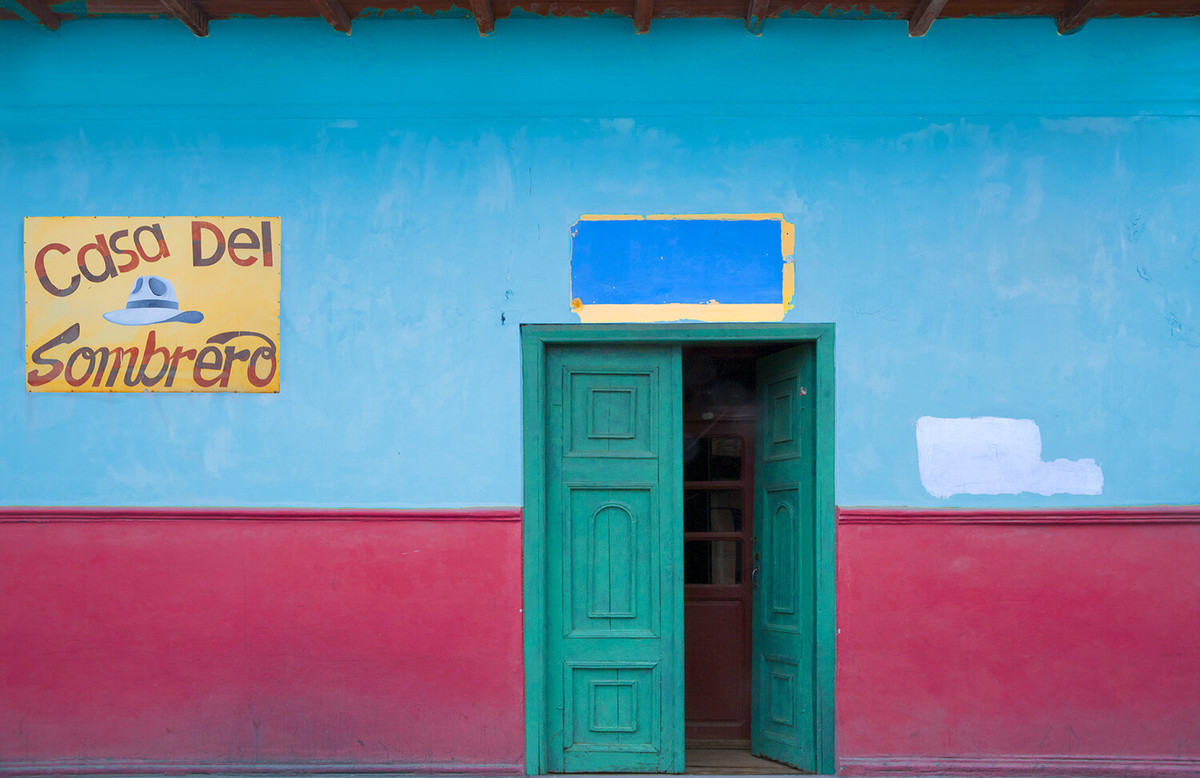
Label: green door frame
xmin=522 ymin=323 xmax=836 ymax=775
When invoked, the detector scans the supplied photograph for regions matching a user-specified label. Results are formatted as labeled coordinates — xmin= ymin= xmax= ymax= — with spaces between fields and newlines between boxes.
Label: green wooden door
xmin=544 ymin=344 xmax=684 ymax=773
xmin=751 ymin=345 xmax=817 ymax=771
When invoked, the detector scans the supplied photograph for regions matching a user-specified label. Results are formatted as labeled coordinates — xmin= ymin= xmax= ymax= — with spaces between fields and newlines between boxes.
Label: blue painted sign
xmin=571 ymin=217 xmax=788 ymax=305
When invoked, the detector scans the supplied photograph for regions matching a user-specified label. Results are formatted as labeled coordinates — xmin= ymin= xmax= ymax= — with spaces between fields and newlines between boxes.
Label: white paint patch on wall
xmin=916 ymin=416 xmax=1103 ymax=498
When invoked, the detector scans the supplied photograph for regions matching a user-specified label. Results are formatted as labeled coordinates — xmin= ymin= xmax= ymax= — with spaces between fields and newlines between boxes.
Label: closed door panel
xmin=545 ymin=345 xmax=683 ymax=773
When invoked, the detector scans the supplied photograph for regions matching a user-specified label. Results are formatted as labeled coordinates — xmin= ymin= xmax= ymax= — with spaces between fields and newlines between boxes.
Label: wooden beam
xmin=469 ymin=0 xmax=493 ymax=34
xmin=745 ymin=0 xmax=769 ymax=35
xmin=633 ymin=0 xmax=652 ymax=33
xmin=15 ymin=0 xmax=62 ymax=29
xmin=908 ymin=0 xmax=949 ymax=36
xmin=1057 ymin=0 xmax=1105 ymax=34
xmin=159 ymin=0 xmax=208 ymax=35
xmin=311 ymin=0 xmax=351 ymax=33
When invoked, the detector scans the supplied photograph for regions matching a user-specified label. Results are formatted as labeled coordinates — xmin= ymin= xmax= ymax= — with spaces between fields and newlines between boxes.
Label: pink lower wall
xmin=0 ymin=510 xmax=525 ymax=774
xmin=5 ymin=507 xmax=1199 ymax=776
xmin=836 ymin=509 xmax=1200 ymax=776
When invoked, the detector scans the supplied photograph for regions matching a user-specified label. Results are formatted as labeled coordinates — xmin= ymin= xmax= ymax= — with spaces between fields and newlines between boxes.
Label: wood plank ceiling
xmin=5 ymin=0 xmax=1200 ymax=37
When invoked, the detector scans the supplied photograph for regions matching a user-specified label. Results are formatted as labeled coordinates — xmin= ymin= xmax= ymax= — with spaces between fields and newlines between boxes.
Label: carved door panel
xmin=750 ymin=345 xmax=817 ymax=771
xmin=544 ymin=345 xmax=684 ymax=773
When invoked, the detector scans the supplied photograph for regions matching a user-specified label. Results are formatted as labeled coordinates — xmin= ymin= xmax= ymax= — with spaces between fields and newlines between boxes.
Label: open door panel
xmin=750 ymin=345 xmax=817 ymax=771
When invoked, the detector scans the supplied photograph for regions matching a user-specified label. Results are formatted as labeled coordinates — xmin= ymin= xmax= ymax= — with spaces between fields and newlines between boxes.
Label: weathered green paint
xmin=522 ymin=323 xmax=835 ymax=775
xmin=544 ymin=344 xmax=684 ymax=772
xmin=751 ymin=345 xmax=817 ymax=770
xmin=523 ymin=327 xmax=550 ymax=775
xmin=812 ymin=329 xmax=836 ymax=774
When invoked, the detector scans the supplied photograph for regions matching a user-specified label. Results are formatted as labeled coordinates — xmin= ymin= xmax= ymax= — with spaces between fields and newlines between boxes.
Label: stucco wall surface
xmin=0 ymin=515 xmax=525 ymax=770
xmin=4 ymin=17 xmax=1200 ymax=776
xmin=837 ymin=516 xmax=1200 ymax=770
xmin=2 ymin=19 xmax=1198 ymax=506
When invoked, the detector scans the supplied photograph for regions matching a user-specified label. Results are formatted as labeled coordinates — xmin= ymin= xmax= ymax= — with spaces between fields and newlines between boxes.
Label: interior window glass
xmin=683 ymin=489 xmax=742 ymax=532
xmin=683 ymin=436 xmax=743 ymax=481
xmin=684 ymin=540 xmax=742 ymax=584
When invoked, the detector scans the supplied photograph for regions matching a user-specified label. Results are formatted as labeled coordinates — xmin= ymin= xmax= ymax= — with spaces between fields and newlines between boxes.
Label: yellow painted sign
xmin=25 ymin=217 xmax=280 ymax=393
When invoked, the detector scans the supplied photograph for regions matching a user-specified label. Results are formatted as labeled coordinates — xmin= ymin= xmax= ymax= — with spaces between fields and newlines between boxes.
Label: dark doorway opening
xmin=682 ymin=348 xmax=800 ymax=774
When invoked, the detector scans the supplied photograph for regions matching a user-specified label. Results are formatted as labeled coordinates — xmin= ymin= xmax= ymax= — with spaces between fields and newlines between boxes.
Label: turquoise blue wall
xmin=2 ymin=18 xmax=1198 ymax=507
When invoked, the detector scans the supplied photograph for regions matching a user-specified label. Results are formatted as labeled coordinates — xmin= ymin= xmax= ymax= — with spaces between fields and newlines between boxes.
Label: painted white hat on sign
xmin=103 ymin=275 xmax=204 ymax=326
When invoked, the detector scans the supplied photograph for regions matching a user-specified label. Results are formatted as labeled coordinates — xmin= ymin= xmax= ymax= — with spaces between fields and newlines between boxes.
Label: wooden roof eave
xmin=5 ymin=0 xmax=1200 ymax=37
xmin=13 ymin=0 xmax=62 ymax=28
xmin=159 ymin=0 xmax=209 ymax=35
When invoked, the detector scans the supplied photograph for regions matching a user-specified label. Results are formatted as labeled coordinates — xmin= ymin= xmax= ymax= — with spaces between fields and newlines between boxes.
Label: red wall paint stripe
xmin=837 ymin=512 xmax=1200 ymax=770
xmin=839 ymin=754 xmax=1200 ymax=777
xmin=0 ymin=760 xmax=524 ymax=776
xmin=9 ymin=505 xmax=1195 ymax=524
xmin=837 ymin=506 xmax=1200 ymax=524
xmin=5 ymin=505 xmax=1199 ymax=774
xmin=0 ymin=513 xmax=525 ymax=772
xmin=0 ymin=507 xmax=523 ymax=522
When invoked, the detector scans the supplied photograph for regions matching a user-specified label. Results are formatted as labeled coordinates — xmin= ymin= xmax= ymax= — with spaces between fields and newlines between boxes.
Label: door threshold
xmin=538 ymin=774 xmax=827 ymax=778
xmin=685 ymin=748 xmax=803 ymax=775
xmin=686 ymin=740 xmax=752 ymax=749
